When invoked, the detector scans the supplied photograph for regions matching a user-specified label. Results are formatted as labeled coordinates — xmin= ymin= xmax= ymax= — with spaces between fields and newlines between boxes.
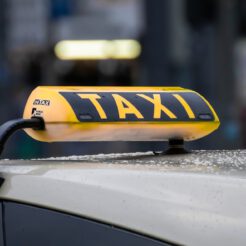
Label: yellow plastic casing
xmin=23 ymin=86 xmax=220 ymax=142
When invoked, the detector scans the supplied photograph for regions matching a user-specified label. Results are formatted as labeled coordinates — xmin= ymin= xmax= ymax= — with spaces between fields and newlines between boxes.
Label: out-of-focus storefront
xmin=0 ymin=0 xmax=245 ymax=158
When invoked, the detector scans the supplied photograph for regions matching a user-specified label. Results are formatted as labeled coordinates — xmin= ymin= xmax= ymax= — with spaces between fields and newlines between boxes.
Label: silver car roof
xmin=0 ymin=150 xmax=246 ymax=246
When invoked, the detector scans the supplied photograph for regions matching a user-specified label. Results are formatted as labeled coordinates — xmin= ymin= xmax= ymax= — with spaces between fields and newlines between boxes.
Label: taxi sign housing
xmin=0 ymin=86 xmax=220 ymax=155
xmin=23 ymin=86 xmax=219 ymax=142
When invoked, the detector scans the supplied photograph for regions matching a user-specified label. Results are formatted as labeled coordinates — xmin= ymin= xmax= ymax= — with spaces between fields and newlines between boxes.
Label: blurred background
xmin=0 ymin=0 xmax=245 ymax=159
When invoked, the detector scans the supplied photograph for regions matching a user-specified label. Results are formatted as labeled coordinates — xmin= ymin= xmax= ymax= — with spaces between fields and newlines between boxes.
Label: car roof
xmin=0 ymin=150 xmax=246 ymax=246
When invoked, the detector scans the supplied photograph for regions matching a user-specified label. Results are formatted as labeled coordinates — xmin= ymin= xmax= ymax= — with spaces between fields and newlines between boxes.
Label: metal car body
xmin=0 ymin=150 xmax=245 ymax=246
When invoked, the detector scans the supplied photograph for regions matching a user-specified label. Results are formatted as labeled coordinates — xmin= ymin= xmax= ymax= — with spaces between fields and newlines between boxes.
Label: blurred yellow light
xmin=55 ymin=40 xmax=141 ymax=60
xmin=112 ymin=40 xmax=141 ymax=59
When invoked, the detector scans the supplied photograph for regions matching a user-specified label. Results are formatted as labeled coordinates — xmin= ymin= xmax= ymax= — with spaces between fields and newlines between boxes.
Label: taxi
xmin=0 ymin=87 xmax=245 ymax=246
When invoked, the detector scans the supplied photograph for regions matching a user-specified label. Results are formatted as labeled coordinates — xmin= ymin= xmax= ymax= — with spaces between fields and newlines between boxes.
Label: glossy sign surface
xmin=23 ymin=86 xmax=220 ymax=142
xmin=60 ymin=92 xmax=214 ymax=122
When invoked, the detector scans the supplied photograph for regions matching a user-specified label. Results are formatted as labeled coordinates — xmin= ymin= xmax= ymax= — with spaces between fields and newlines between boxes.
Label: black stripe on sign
xmin=59 ymin=92 xmax=215 ymax=122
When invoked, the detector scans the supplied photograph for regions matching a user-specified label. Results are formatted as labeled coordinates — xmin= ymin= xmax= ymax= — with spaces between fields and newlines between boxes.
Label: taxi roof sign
xmin=0 ymin=86 xmax=220 ymax=155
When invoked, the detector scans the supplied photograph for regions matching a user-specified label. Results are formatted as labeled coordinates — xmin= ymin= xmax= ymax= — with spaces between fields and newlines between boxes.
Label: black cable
xmin=0 ymin=117 xmax=45 ymax=156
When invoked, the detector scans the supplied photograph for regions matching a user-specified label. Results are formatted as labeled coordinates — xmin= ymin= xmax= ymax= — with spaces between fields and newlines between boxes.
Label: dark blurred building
xmin=0 ymin=0 xmax=245 ymax=158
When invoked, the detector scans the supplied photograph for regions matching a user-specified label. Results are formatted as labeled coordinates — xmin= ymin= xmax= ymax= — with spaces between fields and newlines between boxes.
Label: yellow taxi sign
xmin=23 ymin=86 xmax=220 ymax=142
